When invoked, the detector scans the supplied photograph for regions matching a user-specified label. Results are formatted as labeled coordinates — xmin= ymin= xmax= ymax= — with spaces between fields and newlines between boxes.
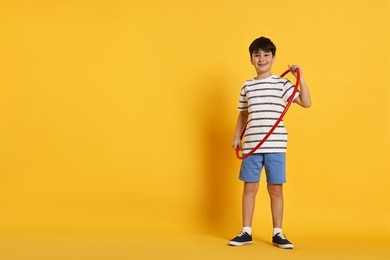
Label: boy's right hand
xmin=232 ymin=139 xmax=242 ymax=150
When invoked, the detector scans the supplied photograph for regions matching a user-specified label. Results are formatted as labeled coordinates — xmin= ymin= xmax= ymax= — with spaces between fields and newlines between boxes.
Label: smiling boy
xmin=229 ymin=37 xmax=311 ymax=249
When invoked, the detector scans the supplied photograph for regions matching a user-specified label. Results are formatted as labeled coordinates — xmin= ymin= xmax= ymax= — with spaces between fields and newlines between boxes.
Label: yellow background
xmin=0 ymin=0 xmax=389 ymax=259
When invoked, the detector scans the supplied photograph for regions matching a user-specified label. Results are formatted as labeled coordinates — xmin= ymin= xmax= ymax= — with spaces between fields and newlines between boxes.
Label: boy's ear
xmin=272 ymin=55 xmax=276 ymax=63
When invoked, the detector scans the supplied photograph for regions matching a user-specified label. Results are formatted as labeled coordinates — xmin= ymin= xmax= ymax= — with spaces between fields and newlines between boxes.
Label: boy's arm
xmin=289 ymin=65 xmax=312 ymax=108
xmin=232 ymin=110 xmax=248 ymax=150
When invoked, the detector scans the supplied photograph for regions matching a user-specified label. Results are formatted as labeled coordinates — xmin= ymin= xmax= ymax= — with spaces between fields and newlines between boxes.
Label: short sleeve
xmin=281 ymin=79 xmax=300 ymax=102
xmin=238 ymin=86 xmax=248 ymax=111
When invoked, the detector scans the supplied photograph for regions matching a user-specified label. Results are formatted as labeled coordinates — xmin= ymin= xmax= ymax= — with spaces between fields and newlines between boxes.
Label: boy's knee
xmin=267 ymin=184 xmax=283 ymax=197
xmin=244 ymin=182 xmax=259 ymax=195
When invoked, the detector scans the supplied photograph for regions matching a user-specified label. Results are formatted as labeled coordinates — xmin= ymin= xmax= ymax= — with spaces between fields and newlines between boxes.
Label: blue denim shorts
xmin=239 ymin=153 xmax=286 ymax=184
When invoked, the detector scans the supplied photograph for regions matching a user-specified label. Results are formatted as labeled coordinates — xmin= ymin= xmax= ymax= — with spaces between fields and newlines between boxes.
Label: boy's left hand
xmin=288 ymin=65 xmax=302 ymax=78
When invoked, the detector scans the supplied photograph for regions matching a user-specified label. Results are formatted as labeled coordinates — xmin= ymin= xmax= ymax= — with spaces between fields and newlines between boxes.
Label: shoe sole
xmin=229 ymin=241 xmax=253 ymax=246
xmin=273 ymin=243 xmax=294 ymax=249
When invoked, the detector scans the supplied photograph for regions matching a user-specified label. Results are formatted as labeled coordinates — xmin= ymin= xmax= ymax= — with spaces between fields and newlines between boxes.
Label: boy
xmin=229 ymin=37 xmax=311 ymax=249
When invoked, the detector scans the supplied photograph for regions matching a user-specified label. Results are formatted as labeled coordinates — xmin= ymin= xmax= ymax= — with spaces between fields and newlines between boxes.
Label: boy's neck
xmin=254 ymin=71 xmax=272 ymax=80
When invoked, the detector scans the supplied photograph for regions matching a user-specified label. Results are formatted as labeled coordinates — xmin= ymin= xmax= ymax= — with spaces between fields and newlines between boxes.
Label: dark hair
xmin=249 ymin=37 xmax=276 ymax=57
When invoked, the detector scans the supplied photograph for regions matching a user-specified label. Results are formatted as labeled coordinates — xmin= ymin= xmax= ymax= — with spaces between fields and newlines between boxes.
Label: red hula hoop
xmin=235 ymin=68 xmax=300 ymax=160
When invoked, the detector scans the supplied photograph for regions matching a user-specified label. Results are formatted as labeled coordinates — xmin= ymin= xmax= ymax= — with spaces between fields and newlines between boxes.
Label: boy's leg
xmin=267 ymin=183 xmax=294 ymax=249
xmin=243 ymin=181 xmax=259 ymax=227
xmin=230 ymin=154 xmax=263 ymax=246
xmin=267 ymin=183 xmax=283 ymax=229
xmin=229 ymin=181 xmax=259 ymax=246
xmin=265 ymin=153 xmax=294 ymax=249
xmin=264 ymin=154 xmax=285 ymax=229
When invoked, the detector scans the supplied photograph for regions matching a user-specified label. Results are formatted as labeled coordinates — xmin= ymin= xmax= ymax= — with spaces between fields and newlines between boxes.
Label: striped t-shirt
xmin=238 ymin=74 xmax=300 ymax=154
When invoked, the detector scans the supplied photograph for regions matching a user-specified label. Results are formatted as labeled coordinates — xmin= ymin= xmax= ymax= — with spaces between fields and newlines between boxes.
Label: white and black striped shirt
xmin=238 ymin=75 xmax=300 ymax=154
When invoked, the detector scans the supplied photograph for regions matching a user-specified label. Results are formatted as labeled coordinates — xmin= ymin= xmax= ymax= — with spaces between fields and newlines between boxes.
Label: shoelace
xmin=276 ymin=233 xmax=286 ymax=239
xmin=238 ymin=231 xmax=247 ymax=237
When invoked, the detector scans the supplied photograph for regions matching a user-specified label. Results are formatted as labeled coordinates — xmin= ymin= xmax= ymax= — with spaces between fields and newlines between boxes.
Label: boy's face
xmin=251 ymin=49 xmax=275 ymax=75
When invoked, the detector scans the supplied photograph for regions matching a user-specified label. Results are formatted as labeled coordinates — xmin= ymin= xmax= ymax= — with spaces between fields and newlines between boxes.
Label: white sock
xmin=273 ymin=228 xmax=282 ymax=236
xmin=242 ymin=226 xmax=252 ymax=235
